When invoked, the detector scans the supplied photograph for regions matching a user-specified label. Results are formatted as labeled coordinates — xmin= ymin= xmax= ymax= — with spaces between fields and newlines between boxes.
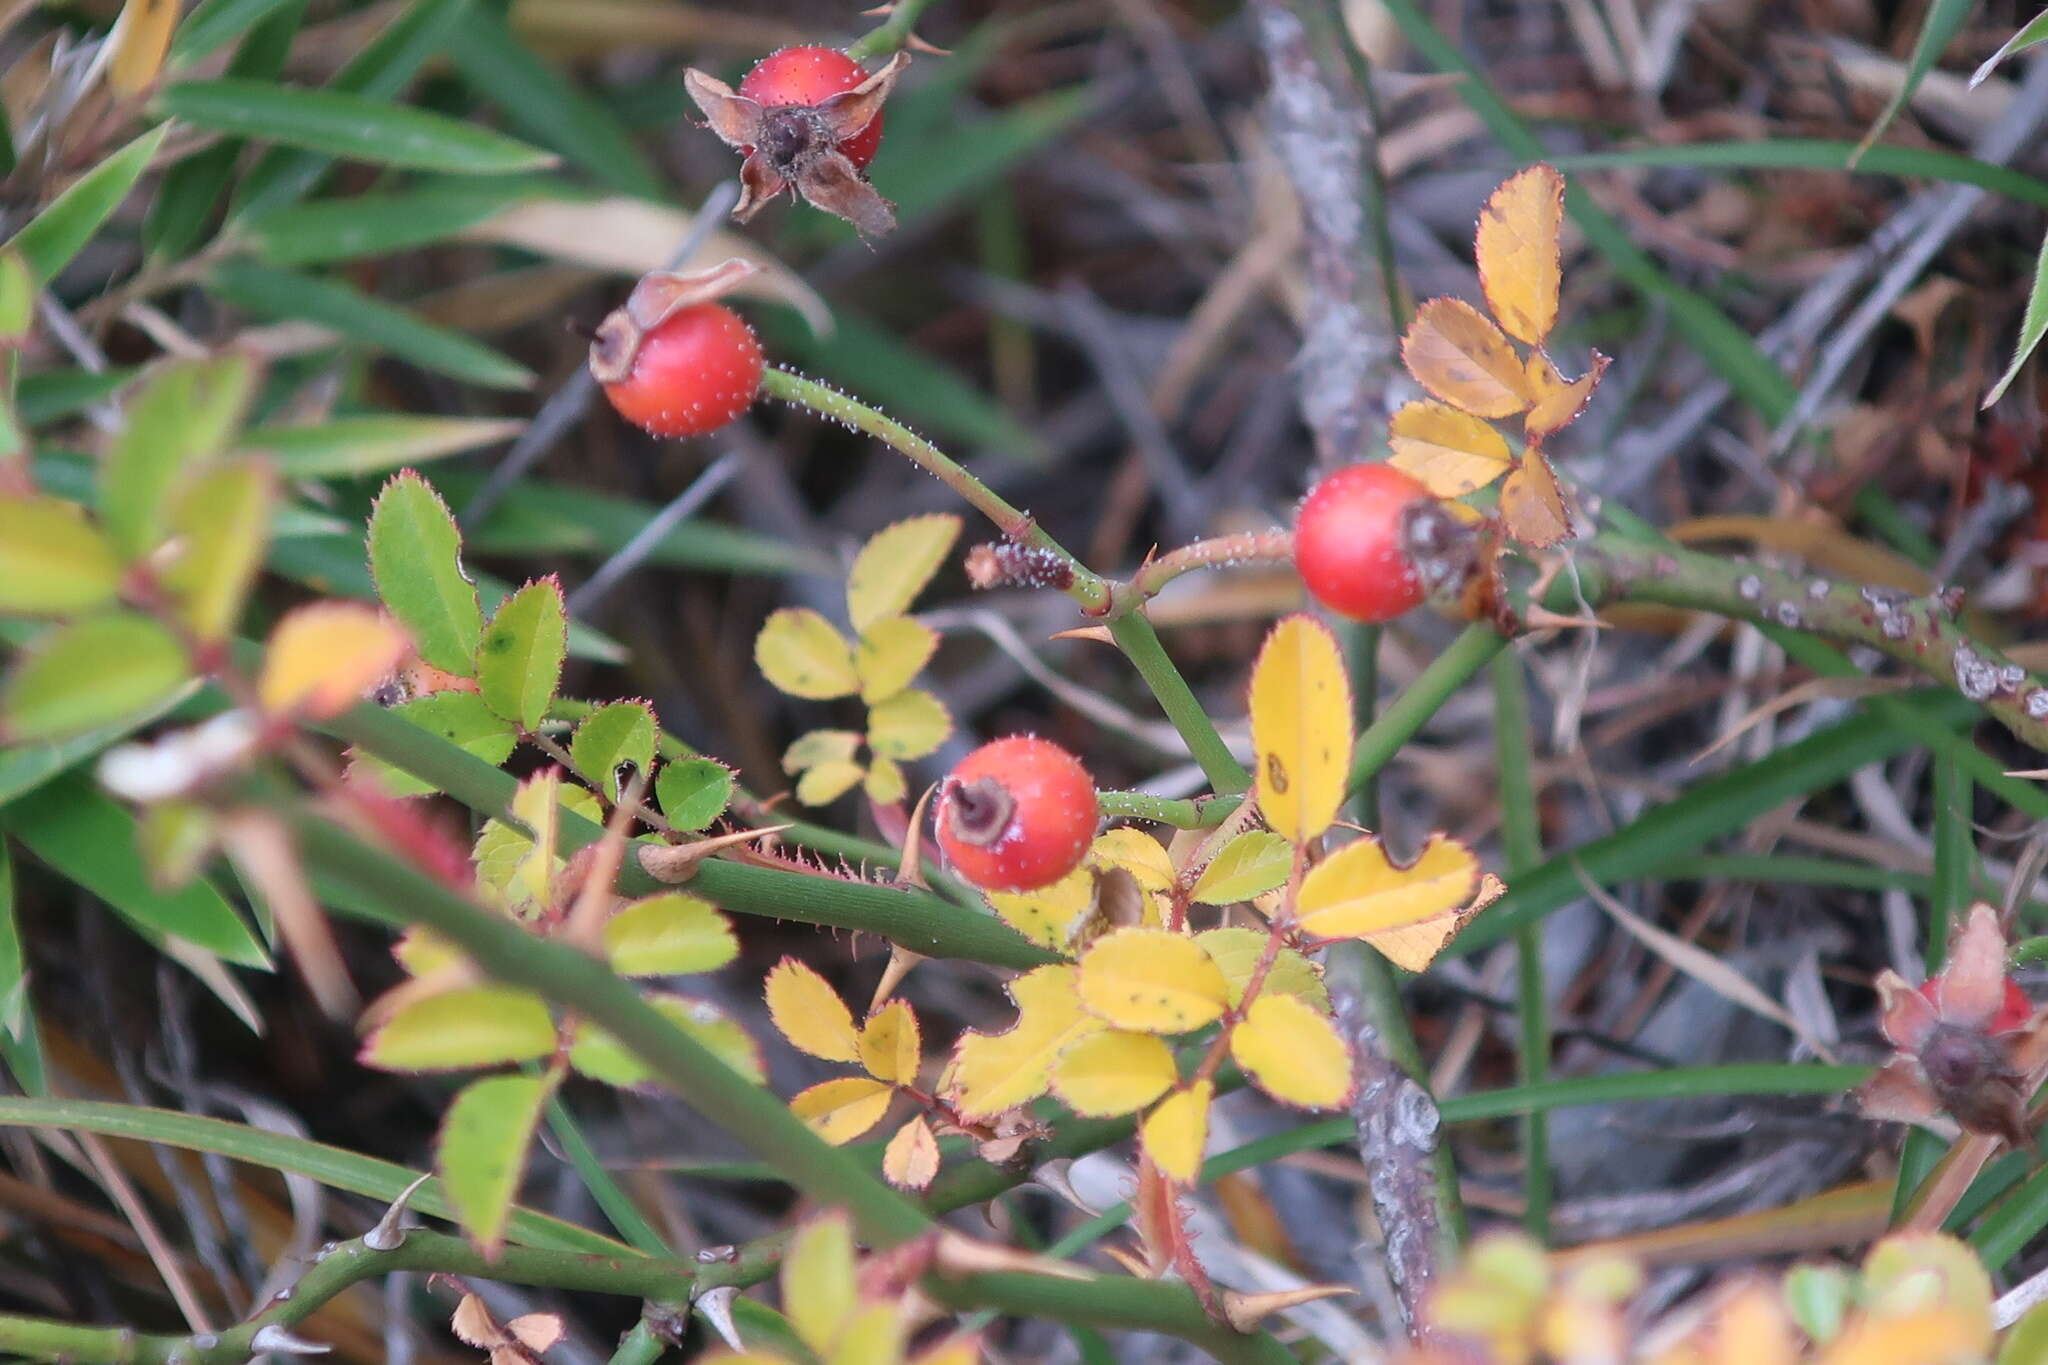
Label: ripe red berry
xmin=592 ymin=301 xmax=763 ymax=438
xmin=738 ymin=46 xmax=885 ymax=169
xmin=1294 ymin=463 xmax=1431 ymax=623
xmin=1919 ymin=975 xmax=2033 ymax=1034
xmin=937 ymin=736 xmax=1099 ymax=893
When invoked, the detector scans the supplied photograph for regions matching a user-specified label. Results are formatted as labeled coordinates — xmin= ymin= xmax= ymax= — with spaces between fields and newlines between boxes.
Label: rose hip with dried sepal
xmin=936 ymin=736 xmax=1098 ymax=892
xmin=588 ymin=258 xmax=764 ymax=438
xmin=685 ymin=48 xmax=908 ymax=237
xmin=1294 ymin=463 xmax=1433 ymax=624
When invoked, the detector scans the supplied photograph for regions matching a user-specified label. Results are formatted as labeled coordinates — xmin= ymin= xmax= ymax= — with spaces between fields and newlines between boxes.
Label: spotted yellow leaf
xmin=988 ymin=868 xmax=1095 ymax=952
xmin=854 ymin=615 xmax=937 ymax=703
xmin=1230 ymin=993 xmax=1353 ymax=1109
xmin=1297 ymin=834 xmax=1481 ymax=942
xmin=1195 ymin=927 xmax=1329 ymax=1012
xmin=1364 ymin=873 xmax=1504 ymax=971
xmin=1387 ymin=399 xmax=1513 ymax=498
xmin=1190 ymin=831 xmax=1293 ymax=905
xmin=866 ymin=687 xmax=949 ymax=760
xmin=258 ymin=601 xmax=409 ymax=718
xmin=755 ymin=608 xmax=859 ymax=700
xmin=790 ymin=1075 xmax=894 ymax=1144
xmin=945 ymin=965 xmax=1105 ymax=1120
xmin=1401 ymin=298 xmax=1533 ymax=418
xmin=1500 ymin=449 xmax=1574 ymax=547
xmin=1141 ymin=1081 xmax=1213 ymax=1183
xmin=765 ymin=957 xmax=861 ymax=1063
xmin=1248 ymin=615 xmax=1351 ymax=846
xmin=1476 ymin=164 xmax=1565 ymax=346
xmin=1052 ymin=1030 xmax=1178 ymax=1116
xmin=859 ymin=1000 xmax=921 ymax=1085
xmin=1523 ymin=350 xmax=1610 ymax=439
xmin=1076 ymin=928 xmax=1229 ymax=1034
xmin=846 ymin=513 xmax=962 ymax=633
xmin=1089 ymin=827 xmax=1174 ymax=891
xmin=881 ymin=1115 xmax=940 ymax=1191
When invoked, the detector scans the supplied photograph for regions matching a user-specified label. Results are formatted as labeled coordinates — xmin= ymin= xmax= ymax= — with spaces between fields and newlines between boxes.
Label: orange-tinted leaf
xmin=1387 ymin=400 xmax=1513 ymax=497
xmin=1140 ymin=1081 xmax=1212 ymax=1183
xmin=1476 ymin=165 xmax=1565 ymax=346
xmin=859 ymin=999 xmax=921 ymax=1085
xmin=1365 ymin=872 xmax=1505 ymax=971
xmin=764 ymin=957 xmax=861 ymax=1063
xmin=789 ymin=1075 xmax=894 ymax=1144
xmin=258 ymin=602 xmax=409 ymax=718
xmin=1401 ymin=298 xmax=1532 ymax=417
xmin=1248 ymin=615 xmax=1351 ymax=846
xmin=1500 ymin=450 xmax=1574 ymax=547
xmin=1524 ymin=350 xmax=1609 ymax=438
xmin=881 ymin=1115 xmax=941 ymax=1191
xmin=1296 ymin=834 xmax=1480 ymax=941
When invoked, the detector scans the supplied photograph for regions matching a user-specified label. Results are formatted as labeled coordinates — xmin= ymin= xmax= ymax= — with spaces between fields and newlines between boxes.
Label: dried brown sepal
xmin=683 ymin=55 xmax=909 ymax=237
xmin=587 ymin=258 xmax=760 ymax=385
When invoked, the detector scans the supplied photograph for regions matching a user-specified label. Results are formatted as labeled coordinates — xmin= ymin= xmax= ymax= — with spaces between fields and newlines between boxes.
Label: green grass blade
xmin=1985 ymin=227 xmax=2048 ymax=406
xmin=1855 ymin=0 xmax=1973 ymax=157
xmin=160 ymin=79 xmax=559 ymax=175
xmin=1974 ymin=10 xmax=2048 ymax=86
xmin=1551 ymin=142 xmax=2048 ymax=209
xmin=7 ymin=126 xmax=169 ymax=285
xmin=169 ymin=0 xmax=301 ymax=65
xmin=0 ymin=843 xmax=45 ymax=1096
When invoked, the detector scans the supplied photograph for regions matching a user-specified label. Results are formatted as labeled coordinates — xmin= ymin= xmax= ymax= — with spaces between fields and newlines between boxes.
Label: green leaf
xmin=242 ymin=414 xmax=523 ymax=479
xmin=161 ymin=459 xmax=275 ymax=641
xmin=475 ymin=578 xmax=566 ymax=731
xmin=0 ymin=1096 xmax=625 ymax=1253
xmin=0 ymin=844 xmax=45 ymax=1095
xmin=569 ymin=701 xmax=655 ymax=800
xmin=246 ymin=177 xmax=552 ymax=267
xmin=0 ymin=683 xmax=188 ymax=810
xmin=6 ymin=125 xmax=169 ymax=285
xmin=1189 ymin=831 xmax=1292 ymax=905
xmin=1987 ymin=228 xmax=2048 ymax=408
xmin=0 ymin=249 xmax=30 ymax=345
xmin=367 ymin=470 xmax=482 ymax=674
xmin=655 ymin=757 xmax=733 ymax=832
xmin=603 ymin=894 xmax=737 ymax=977
xmin=0 ymin=776 xmax=267 ymax=967
xmin=159 ymin=79 xmax=559 ymax=174
xmin=100 ymin=354 xmax=260 ymax=557
xmin=351 ymin=691 xmax=517 ymax=798
xmin=2001 ymin=1302 xmax=2048 ymax=1365
xmin=0 ymin=496 xmax=123 ymax=615
xmin=1975 ymin=11 xmax=2048 ymax=87
xmin=442 ymin=6 xmax=662 ymax=198
xmin=137 ymin=800 xmax=218 ymax=892
xmin=210 ymin=260 xmax=534 ymax=390
xmin=171 ymin=0 xmax=307 ymax=65
xmin=437 ymin=1073 xmax=548 ymax=1256
xmin=363 ymin=985 xmax=555 ymax=1071
xmin=1 ymin=614 xmax=190 ymax=743
xmin=567 ymin=995 xmax=763 ymax=1089
xmin=1855 ymin=0 xmax=1973 ymax=156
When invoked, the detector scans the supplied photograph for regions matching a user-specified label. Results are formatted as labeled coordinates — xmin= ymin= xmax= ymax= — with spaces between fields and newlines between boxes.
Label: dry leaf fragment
xmin=451 ymin=1294 xmax=564 ymax=1365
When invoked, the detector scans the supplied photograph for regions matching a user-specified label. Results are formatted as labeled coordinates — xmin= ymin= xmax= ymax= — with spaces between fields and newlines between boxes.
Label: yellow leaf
xmin=1190 ymin=831 xmax=1293 ymax=905
xmin=859 ymin=1000 xmax=921 ymax=1084
xmin=1365 ymin=872 xmax=1505 ymax=972
xmin=863 ymin=756 xmax=906 ymax=806
xmin=866 ymin=687 xmax=949 ymax=760
xmin=1076 ymin=928 xmax=1229 ymax=1033
xmin=1401 ymin=298 xmax=1533 ymax=417
xmin=1229 ymin=993 xmax=1353 ymax=1109
xmin=1500 ymin=450 xmax=1574 ymax=547
xmin=108 ymin=0 xmax=178 ymax=97
xmin=1052 ymin=1030 xmax=1178 ymax=1116
xmin=846 ymin=513 xmax=962 ymax=633
xmin=881 ymin=1116 xmax=940 ymax=1191
xmin=783 ymin=1212 xmax=857 ymax=1356
xmin=1476 ymin=164 xmax=1565 ymax=346
xmin=789 ymin=1075 xmax=895 ymax=1144
xmin=1387 ymin=399 xmax=1513 ymax=499
xmin=854 ymin=615 xmax=937 ymax=703
xmin=1296 ymin=834 xmax=1480 ymax=941
xmin=1195 ymin=927 xmax=1330 ymax=1012
xmin=764 ymin=957 xmax=861 ymax=1063
xmin=784 ymin=729 xmax=862 ymax=773
xmin=826 ymin=1303 xmax=909 ymax=1365
xmin=1248 ymin=615 xmax=1352 ymax=846
xmin=946 ymin=965 xmax=1105 ymax=1120
xmin=258 ymin=602 xmax=409 ymax=718
xmin=1089 ymin=828 xmax=1175 ymax=891
xmin=987 ymin=869 xmax=1096 ymax=952
xmin=361 ymin=986 xmax=555 ymax=1071
xmin=755 ymin=608 xmax=858 ymax=699
xmin=1140 ymin=1081 xmax=1213 ymax=1183
xmin=796 ymin=761 xmax=867 ymax=806
xmin=1524 ymin=351 xmax=1609 ymax=439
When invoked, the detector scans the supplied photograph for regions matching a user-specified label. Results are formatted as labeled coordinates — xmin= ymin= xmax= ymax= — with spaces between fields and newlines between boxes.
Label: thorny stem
xmin=1107 ymin=613 xmax=1253 ymax=795
xmin=844 ymin=0 xmax=942 ymax=61
xmin=1126 ymin=528 xmax=1294 ymax=604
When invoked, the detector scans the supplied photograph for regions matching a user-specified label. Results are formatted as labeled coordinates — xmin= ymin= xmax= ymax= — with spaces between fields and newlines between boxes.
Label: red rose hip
xmin=1294 ymin=463 xmax=1431 ymax=623
xmin=938 ymin=736 xmax=1098 ymax=892
xmin=593 ymin=303 xmax=762 ymax=438
xmin=738 ymin=46 xmax=885 ymax=169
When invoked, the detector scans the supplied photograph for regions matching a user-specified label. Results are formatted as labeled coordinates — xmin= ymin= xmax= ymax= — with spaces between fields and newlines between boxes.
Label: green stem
xmin=606 ymin=1321 xmax=670 ymax=1365
xmin=1096 ymin=790 xmax=1232 ymax=828
xmin=1350 ymin=622 xmax=1507 ymax=794
xmin=1106 ymin=612 xmax=1252 ymax=795
xmin=844 ymin=0 xmax=941 ymax=60
xmin=760 ymin=367 xmax=1108 ymax=612
xmin=1124 ymin=529 xmax=1293 ymax=605
xmin=1490 ymin=647 xmax=1550 ymax=1241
